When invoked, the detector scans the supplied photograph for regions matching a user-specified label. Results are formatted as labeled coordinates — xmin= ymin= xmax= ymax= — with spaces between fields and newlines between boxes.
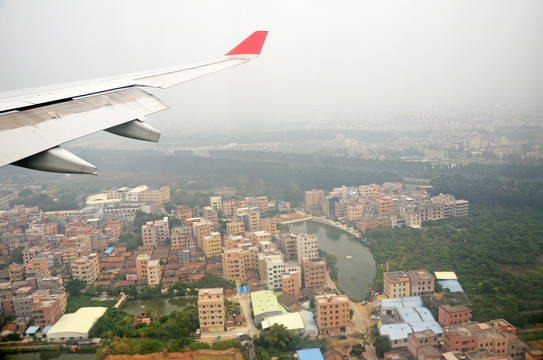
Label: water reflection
xmin=288 ymin=220 xmax=375 ymax=299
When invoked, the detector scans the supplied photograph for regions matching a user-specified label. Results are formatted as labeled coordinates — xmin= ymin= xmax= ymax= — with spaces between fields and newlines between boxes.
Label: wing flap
xmin=0 ymin=88 xmax=167 ymax=167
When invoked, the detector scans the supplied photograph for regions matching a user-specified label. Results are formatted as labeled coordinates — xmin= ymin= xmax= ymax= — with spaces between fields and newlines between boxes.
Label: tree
xmin=350 ymin=343 xmax=365 ymax=358
xmin=8 ymin=246 xmax=24 ymax=264
xmin=66 ymin=279 xmax=86 ymax=296
xmin=374 ymin=335 xmax=391 ymax=359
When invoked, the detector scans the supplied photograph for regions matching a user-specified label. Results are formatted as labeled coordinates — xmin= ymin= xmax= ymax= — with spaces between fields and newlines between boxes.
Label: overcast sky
xmin=1 ymin=0 xmax=542 ymax=134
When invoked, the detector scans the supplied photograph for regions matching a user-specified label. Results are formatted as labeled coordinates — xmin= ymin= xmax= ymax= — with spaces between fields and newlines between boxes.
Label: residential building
xmin=71 ymin=253 xmax=99 ymax=284
xmin=247 ymin=207 xmax=260 ymax=231
xmin=32 ymin=292 xmax=67 ymax=326
xmin=383 ymin=271 xmax=411 ymax=298
xmin=147 ymin=260 xmax=161 ymax=286
xmin=315 ymin=293 xmax=350 ymax=335
xmin=256 ymin=196 xmax=269 ymax=212
xmin=202 ymin=206 xmax=219 ymax=231
xmin=296 ymin=234 xmax=318 ymax=263
xmin=305 ymin=189 xmax=325 ymax=212
xmin=210 ymin=196 xmax=222 ymax=212
xmin=226 ymin=221 xmax=245 ymax=236
xmin=408 ymin=330 xmax=439 ymax=360
xmin=281 ymin=271 xmax=301 ymax=299
xmin=222 ymin=199 xmax=236 ymax=216
xmin=202 ymin=232 xmax=222 ymax=258
xmin=139 ymin=186 xmax=170 ymax=204
xmin=260 ymin=218 xmax=277 ymax=237
xmin=301 ymin=257 xmax=327 ymax=291
xmin=280 ymin=234 xmax=297 ymax=261
xmin=136 ymin=253 xmax=150 ymax=281
xmin=439 ymin=304 xmax=472 ymax=328
xmin=177 ymin=205 xmax=192 ymax=222
xmin=263 ymin=253 xmax=285 ymax=290
xmin=408 ymin=269 xmax=435 ymax=296
xmin=194 ymin=221 xmax=211 ymax=249
xmin=171 ymin=226 xmax=194 ymax=249
xmin=198 ymin=288 xmax=225 ymax=332
xmin=9 ymin=263 xmax=25 ymax=282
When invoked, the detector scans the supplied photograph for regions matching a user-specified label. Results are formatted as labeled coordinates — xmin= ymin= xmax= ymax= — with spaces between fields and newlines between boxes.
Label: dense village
xmin=0 ymin=182 xmax=542 ymax=360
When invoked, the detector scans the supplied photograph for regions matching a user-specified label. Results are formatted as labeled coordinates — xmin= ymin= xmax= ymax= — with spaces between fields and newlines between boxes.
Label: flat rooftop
xmin=198 ymin=288 xmax=223 ymax=296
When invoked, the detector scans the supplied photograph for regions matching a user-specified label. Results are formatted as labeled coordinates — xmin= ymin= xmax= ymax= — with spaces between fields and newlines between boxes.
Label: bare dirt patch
xmin=105 ymin=349 xmax=242 ymax=360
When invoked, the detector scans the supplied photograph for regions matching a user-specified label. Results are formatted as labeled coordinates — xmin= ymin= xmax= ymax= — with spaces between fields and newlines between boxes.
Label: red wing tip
xmin=225 ymin=31 xmax=268 ymax=56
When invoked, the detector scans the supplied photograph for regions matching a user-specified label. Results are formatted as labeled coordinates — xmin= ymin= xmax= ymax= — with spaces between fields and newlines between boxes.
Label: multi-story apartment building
xmin=296 ymin=234 xmax=319 ymax=263
xmin=141 ymin=217 xmax=169 ymax=246
xmin=71 ymin=253 xmax=99 ymax=284
xmin=202 ymin=206 xmax=219 ymax=231
xmin=383 ymin=271 xmax=411 ymax=298
xmin=443 ymin=322 xmax=509 ymax=356
xmin=222 ymin=199 xmax=236 ymax=216
xmin=301 ymin=257 xmax=327 ymax=291
xmin=408 ymin=269 xmax=435 ymax=296
xmin=32 ymin=292 xmax=67 ymax=326
xmin=0 ymin=191 xmax=17 ymax=210
xmin=106 ymin=187 xmax=128 ymax=201
xmin=315 ymin=293 xmax=350 ymax=335
xmin=226 ymin=221 xmax=245 ymax=236
xmin=376 ymin=196 xmax=394 ymax=214
xmin=202 ymin=232 xmax=222 ymax=258
xmin=177 ymin=205 xmax=192 ymax=223
xmin=198 ymin=288 xmax=225 ymax=332
xmin=136 ymin=254 xmax=150 ymax=281
xmin=225 ymin=235 xmax=246 ymax=249
xmin=280 ymin=234 xmax=297 ymax=261
xmin=305 ymin=189 xmax=325 ymax=212
xmin=210 ymin=196 xmax=222 ymax=212
xmin=247 ymin=231 xmax=272 ymax=244
xmin=171 ymin=226 xmax=194 ymax=249
xmin=407 ymin=330 xmax=439 ymax=360
xmin=439 ymin=304 xmax=472 ymax=328
xmin=260 ymin=218 xmax=277 ymax=238
xmin=256 ymin=196 xmax=269 ymax=212
xmin=194 ymin=221 xmax=211 ymax=249
xmin=147 ymin=260 xmax=161 ymax=286
xmin=9 ymin=263 xmax=25 ymax=282
xmin=223 ymin=249 xmax=246 ymax=282
xmin=281 ymin=270 xmax=301 ymax=299
xmin=263 ymin=253 xmax=285 ymax=290
xmin=247 ymin=207 xmax=260 ymax=232
xmin=346 ymin=203 xmax=364 ymax=221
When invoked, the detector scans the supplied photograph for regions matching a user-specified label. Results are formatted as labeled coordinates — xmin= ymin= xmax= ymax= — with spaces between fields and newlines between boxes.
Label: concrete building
xmin=202 ymin=232 xmax=222 ymax=258
xmin=126 ymin=185 xmax=148 ymax=202
xmin=261 ymin=312 xmax=305 ymax=335
xmin=315 ymin=293 xmax=350 ymax=336
xmin=305 ymin=189 xmax=325 ymax=212
xmin=301 ymin=257 xmax=327 ymax=291
xmin=9 ymin=263 xmax=25 ymax=282
xmin=222 ymin=199 xmax=236 ymax=216
xmin=210 ymin=196 xmax=222 ymax=212
xmin=171 ymin=226 xmax=194 ymax=249
xmin=139 ymin=186 xmax=170 ymax=204
xmin=141 ymin=217 xmax=169 ymax=247
xmin=226 ymin=221 xmax=245 ymax=236
xmin=408 ymin=269 xmax=435 ymax=296
xmin=247 ymin=207 xmax=260 ymax=231
xmin=198 ymin=288 xmax=225 ymax=332
xmin=281 ymin=271 xmax=301 ymax=299
xmin=202 ymin=206 xmax=219 ymax=231
xmin=296 ymin=234 xmax=319 ymax=263
xmin=71 ymin=253 xmax=99 ymax=284
xmin=194 ymin=221 xmax=211 ymax=249
xmin=32 ymin=292 xmax=67 ymax=327
xmin=263 ymin=253 xmax=285 ymax=290
xmin=408 ymin=330 xmax=439 ymax=360
xmin=280 ymin=234 xmax=297 ymax=261
xmin=256 ymin=196 xmax=269 ymax=212
xmin=439 ymin=304 xmax=472 ymax=328
xmin=383 ymin=271 xmax=411 ymax=298
xmin=176 ymin=205 xmax=192 ymax=222
xmin=136 ymin=253 xmax=150 ymax=281
xmin=147 ymin=260 xmax=161 ymax=286
xmin=47 ymin=307 xmax=107 ymax=342
xmin=260 ymin=218 xmax=277 ymax=238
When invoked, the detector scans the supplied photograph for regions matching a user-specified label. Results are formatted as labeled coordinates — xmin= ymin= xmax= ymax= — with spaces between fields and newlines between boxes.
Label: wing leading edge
xmin=0 ymin=30 xmax=268 ymax=174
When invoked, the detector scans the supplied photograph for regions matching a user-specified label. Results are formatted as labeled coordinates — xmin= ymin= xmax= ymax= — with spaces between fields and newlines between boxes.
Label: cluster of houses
xmin=305 ymin=182 xmax=469 ymax=231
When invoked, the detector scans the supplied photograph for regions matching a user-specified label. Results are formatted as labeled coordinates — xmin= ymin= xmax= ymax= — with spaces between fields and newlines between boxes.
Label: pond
xmin=288 ymin=220 xmax=376 ymax=299
xmin=121 ymin=296 xmax=196 ymax=316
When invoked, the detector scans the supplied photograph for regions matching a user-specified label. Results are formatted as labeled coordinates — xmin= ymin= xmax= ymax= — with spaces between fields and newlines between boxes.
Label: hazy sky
xmin=1 ymin=0 xmax=542 ymax=134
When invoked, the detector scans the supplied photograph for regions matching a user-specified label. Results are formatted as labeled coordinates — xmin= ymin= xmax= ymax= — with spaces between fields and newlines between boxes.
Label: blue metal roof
xmin=297 ymin=348 xmax=325 ymax=360
xmin=25 ymin=326 xmax=40 ymax=335
xmin=104 ymin=247 xmax=115 ymax=255
xmin=438 ymin=280 xmax=464 ymax=293
xmin=42 ymin=325 xmax=52 ymax=333
xmin=239 ymin=286 xmax=250 ymax=294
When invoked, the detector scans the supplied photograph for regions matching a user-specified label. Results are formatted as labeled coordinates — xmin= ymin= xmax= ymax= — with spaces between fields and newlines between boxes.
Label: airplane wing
xmin=0 ymin=30 xmax=268 ymax=175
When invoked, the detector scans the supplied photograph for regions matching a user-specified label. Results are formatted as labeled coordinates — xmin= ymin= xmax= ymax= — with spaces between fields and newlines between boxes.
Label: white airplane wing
xmin=0 ymin=31 xmax=268 ymax=175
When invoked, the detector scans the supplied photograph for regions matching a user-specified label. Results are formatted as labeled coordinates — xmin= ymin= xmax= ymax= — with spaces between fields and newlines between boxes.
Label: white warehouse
xmin=47 ymin=307 xmax=107 ymax=342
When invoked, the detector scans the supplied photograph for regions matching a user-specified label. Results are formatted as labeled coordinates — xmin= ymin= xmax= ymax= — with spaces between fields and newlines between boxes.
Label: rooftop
xmin=198 ymin=288 xmax=223 ymax=296
xmin=251 ymin=290 xmax=283 ymax=316
xmin=47 ymin=307 xmax=107 ymax=337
